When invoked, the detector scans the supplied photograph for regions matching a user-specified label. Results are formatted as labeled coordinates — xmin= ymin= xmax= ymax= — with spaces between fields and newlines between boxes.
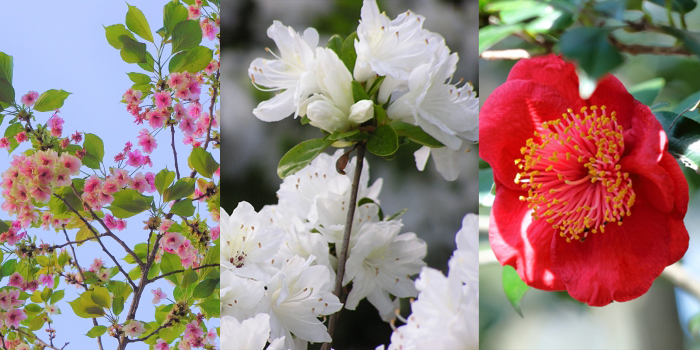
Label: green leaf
xmin=109 ymin=189 xmax=154 ymax=218
xmin=655 ymin=111 xmax=700 ymax=172
xmin=479 ymin=167 xmax=496 ymax=207
xmin=49 ymin=289 xmax=65 ymax=304
xmin=0 ymin=77 xmax=14 ymax=105
xmin=127 ymin=72 xmax=151 ymax=84
xmin=0 ymin=52 xmax=12 ymax=84
xmin=181 ymin=269 xmax=198 ymax=288
xmin=164 ymin=1 xmax=189 ymax=35
xmin=327 ymin=34 xmax=344 ymax=56
xmin=119 ymin=35 xmax=148 ymax=64
xmin=367 ymin=76 xmax=386 ymax=98
xmin=648 ymin=0 xmax=696 ymax=13
xmin=27 ymin=312 xmax=46 ymax=331
xmin=170 ymin=198 xmax=195 ymax=216
xmin=502 ymin=265 xmax=530 ymax=317
xmin=138 ymin=52 xmax=156 ymax=72
xmin=629 ymin=78 xmax=665 ymax=106
xmin=91 ymin=286 xmax=111 ymax=309
xmin=192 ymin=278 xmax=218 ymax=298
xmin=104 ymin=24 xmax=137 ymax=50
xmin=660 ymin=26 xmax=700 ymax=57
xmin=189 ymin=147 xmax=219 ymax=178
xmin=340 ymin=31 xmax=358 ymax=72
xmin=160 ymin=253 xmax=183 ymax=284
xmin=351 ymin=81 xmax=370 ymax=103
xmin=560 ymin=27 xmax=623 ymax=80
xmin=478 ymin=24 xmax=523 ymax=54
xmin=33 ymin=89 xmax=71 ymax=112
xmin=277 ymin=138 xmax=335 ymax=178
xmin=113 ymin=296 xmax=125 ymax=316
xmin=68 ymin=292 xmax=105 ymax=318
xmin=84 ymin=133 xmax=104 ymax=161
xmin=0 ymin=259 xmax=17 ymax=279
xmin=126 ymin=4 xmax=154 ymax=42
xmin=86 ymin=325 xmax=108 ymax=338
xmin=155 ymin=169 xmax=176 ymax=195
xmin=0 ymin=220 xmax=9 ymax=234
xmin=172 ymin=20 xmax=203 ymax=54
xmin=24 ymin=303 xmax=42 ymax=315
xmin=367 ymin=125 xmax=399 ymax=157
xmin=169 ymin=46 xmax=213 ymax=73
xmin=163 ymin=178 xmax=196 ymax=202
xmin=392 ymin=121 xmax=444 ymax=148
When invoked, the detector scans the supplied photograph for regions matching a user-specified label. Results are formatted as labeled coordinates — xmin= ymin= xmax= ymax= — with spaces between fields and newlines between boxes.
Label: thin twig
xmin=48 ymin=233 xmax=110 ymax=250
xmin=147 ymin=263 xmax=218 ymax=283
xmin=203 ymin=71 xmax=220 ymax=151
xmin=322 ymin=143 xmax=366 ymax=350
xmin=609 ymin=35 xmax=690 ymax=55
xmin=171 ymin=126 xmax=181 ymax=180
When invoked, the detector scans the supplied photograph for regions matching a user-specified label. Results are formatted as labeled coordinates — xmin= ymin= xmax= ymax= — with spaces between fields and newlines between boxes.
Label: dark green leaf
xmin=661 ymin=26 xmax=700 ymax=57
xmin=367 ymin=76 xmax=386 ymax=98
xmin=33 ymin=89 xmax=71 ymax=112
xmin=172 ymin=20 xmax=202 ymax=54
xmin=0 ymin=77 xmax=14 ymax=105
xmin=119 ymin=36 xmax=148 ymax=64
xmin=126 ymin=4 xmax=154 ymax=42
xmin=0 ymin=259 xmax=17 ymax=279
xmin=164 ymin=2 xmax=189 ymax=35
xmin=392 ymin=121 xmax=444 ymax=147
xmin=655 ymin=111 xmax=700 ymax=172
xmin=327 ymin=34 xmax=344 ymax=56
xmin=648 ymin=0 xmax=696 ymax=13
xmin=104 ymin=24 xmax=137 ymax=50
xmin=340 ymin=32 xmax=358 ymax=72
xmin=163 ymin=178 xmax=196 ymax=202
xmin=629 ymin=78 xmax=665 ymax=106
xmin=367 ymin=125 xmax=399 ymax=157
xmin=192 ymin=278 xmax=218 ymax=298
xmin=0 ymin=221 xmax=7 ymax=234
xmin=127 ymin=72 xmax=151 ymax=84
xmin=155 ymin=169 xmax=176 ymax=195
xmin=479 ymin=24 xmax=523 ymax=54
xmin=86 ymin=325 xmax=108 ymax=338
xmin=109 ymin=189 xmax=154 ymax=218
xmin=502 ymin=265 xmax=529 ymax=317
xmin=169 ymin=46 xmax=213 ymax=73
xmin=189 ymin=147 xmax=219 ymax=178
xmin=351 ymin=81 xmax=370 ymax=103
xmin=560 ymin=27 xmax=623 ymax=80
xmin=0 ymin=52 xmax=13 ymax=84
xmin=277 ymin=138 xmax=335 ymax=178
xmin=170 ymin=198 xmax=195 ymax=216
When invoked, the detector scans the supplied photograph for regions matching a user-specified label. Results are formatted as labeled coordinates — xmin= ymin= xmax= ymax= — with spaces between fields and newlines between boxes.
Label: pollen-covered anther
xmin=515 ymin=105 xmax=634 ymax=242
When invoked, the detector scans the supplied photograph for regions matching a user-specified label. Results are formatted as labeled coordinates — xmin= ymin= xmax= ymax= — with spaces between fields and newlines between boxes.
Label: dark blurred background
xmin=220 ymin=0 xmax=478 ymax=348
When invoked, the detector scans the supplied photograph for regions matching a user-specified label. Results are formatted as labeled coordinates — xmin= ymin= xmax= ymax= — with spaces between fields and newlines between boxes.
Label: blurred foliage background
xmin=479 ymin=0 xmax=700 ymax=349
xmin=220 ymin=0 xmax=477 ymax=348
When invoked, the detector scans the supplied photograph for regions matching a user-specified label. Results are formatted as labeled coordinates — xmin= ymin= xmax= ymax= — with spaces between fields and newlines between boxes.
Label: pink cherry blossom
xmin=4 ymin=308 xmax=27 ymax=329
xmin=161 ymin=232 xmax=184 ymax=253
xmin=0 ymin=289 xmax=21 ymax=311
xmin=138 ymin=129 xmax=157 ymax=154
xmin=210 ymin=226 xmax=219 ymax=240
xmin=38 ymin=274 xmax=55 ymax=289
xmin=0 ymin=138 xmax=10 ymax=150
xmin=154 ymin=91 xmax=172 ymax=110
xmin=21 ymin=91 xmax=39 ymax=106
xmin=89 ymin=258 xmax=104 ymax=272
xmin=151 ymin=287 xmax=167 ymax=304
xmin=8 ymin=273 xmax=23 ymax=288
xmin=144 ymin=172 xmax=156 ymax=192
xmin=123 ymin=320 xmax=145 ymax=338
xmin=155 ymin=339 xmax=170 ymax=350
xmin=187 ymin=5 xmax=201 ymax=19
xmin=14 ymin=132 xmax=27 ymax=143
xmin=200 ymin=18 xmax=219 ymax=41
xmin=204 ymin=61 xmax=219 ymax=76
xmin=127 ymin=150 xmax=145 ymax=167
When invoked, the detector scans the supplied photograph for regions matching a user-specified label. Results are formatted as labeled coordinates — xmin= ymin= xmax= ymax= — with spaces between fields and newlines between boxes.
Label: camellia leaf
xmin=629 ymin=78 xmax=665 ymax=106
xmin=155 ymin=169 xmax=176 ymax=195
xmin=0 ymin=52 xmax=13 ymax=84
xmin=189 ymin=147 xmax=219 ymax=178
xmin=119 ymin=35 xmax=148 ymax=64
xmin=126 ymin=4 xmax=154 ymax=43
xmin=164 ymin=1 xmax=189 ymax=35
xmin=655 ymin=111 xmax=700 ymax=173
xmin=86 ymin=325 xmax=108 ymax=338
xmin=502 ymin=265 xmax=530 ymax=317
xmin=560 ymin=27 xmax=623 ymax=80
xmin=278 ymin=138 xmax=335 ymax=178
xmin=648 ymin=0 xmax=696 ymax=13
xmin=0 ymin=77 xmax=14 ymax=105
xmin=33 ymin=89 xmax=71 ymax=112
xmin=171 ymin=20 xmax=202 ymax=54
xmin=367 ymin=125 xmax=399 ymax=157
xmin=104 ymin=24 xmax=137 ymax=50
xmin=170 ymin=198 xmax=195 ymax=217
xmin=163 ymin=178 xmax=196 ymax=202
xmin=169 ymin=46 xmax=213 ymax=73
xmin=109 ymin=189 xmax=153 ymax=218
xmin=478 ymin=24 xmax=523 ymax=54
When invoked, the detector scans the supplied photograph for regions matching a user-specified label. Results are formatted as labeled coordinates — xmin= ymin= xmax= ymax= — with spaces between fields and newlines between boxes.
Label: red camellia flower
xmin=480 ymin=54 xmax=689 ymax=306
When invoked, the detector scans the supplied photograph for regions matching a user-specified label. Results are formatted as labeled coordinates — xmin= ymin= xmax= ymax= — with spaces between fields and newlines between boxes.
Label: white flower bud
xmin=348 ymin=99 xmax=374 ymax=124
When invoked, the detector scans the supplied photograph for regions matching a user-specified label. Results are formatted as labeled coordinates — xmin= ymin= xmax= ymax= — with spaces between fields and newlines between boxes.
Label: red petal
xmin=490 ymin=179 xmax=565 ymax=290
xmin=506 ymin=54 xmax=582 ymax=107
xmin=587 ymin=75 xmax=637 ymax=129
xmin=551 ymin=203 xmax=670 ymax=306
xmin=660 ymin=152 xmax=689 ymax=263
xmin=480 ymin=80 xmax=575 ymax=191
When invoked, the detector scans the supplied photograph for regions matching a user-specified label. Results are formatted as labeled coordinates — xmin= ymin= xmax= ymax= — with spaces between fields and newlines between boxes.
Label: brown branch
xmin=147 ymin=263 xmax=218 ymax=283
xmin=171 ymin=125 xmax=181 ymax=180
xmin=49 ymin=233 xmax=110 ymax=250
xmin=480 ymin=49 xmax=532 ymax=60
xmin=203 ymin=70 xmax=220 ymax=151
xmin=609 ymin=35 xmax=690 ymax=55
xmin=322 ymin=143 xmax=366 ymax=350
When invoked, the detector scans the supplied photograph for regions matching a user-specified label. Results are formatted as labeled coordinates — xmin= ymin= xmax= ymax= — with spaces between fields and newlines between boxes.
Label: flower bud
xmin=348 ymin=100 xmax=374 ymax=124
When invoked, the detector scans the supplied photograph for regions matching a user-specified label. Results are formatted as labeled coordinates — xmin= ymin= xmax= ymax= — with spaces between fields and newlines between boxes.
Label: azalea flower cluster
xmin=0 ymin=150 xmax=81 ymax=227
xmin=378 ymin=214 xmax=479 ymax=350
xmin=249 ymin=0 xmax=478 ymax=180
xmin=220 ymin=151 xmax=427 ymax=349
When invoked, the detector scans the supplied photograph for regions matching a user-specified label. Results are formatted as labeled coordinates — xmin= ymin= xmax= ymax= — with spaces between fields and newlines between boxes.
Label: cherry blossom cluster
xmin=0 ymin=287 xmax=28 ymax=341
xmin=249 ymin=0 xmax=478 ymax=180
xmin=0 ymin=150 xmax=81 ymax=227
xmin=220 ymin=151 xmax=427 ymax=349
xmin=377 ymin=214 xmax=479 ymax=350
xmin=81 ymin=169 xmax=155 ymax=212
xmin=186 ymin=0 xmax=219 ymax=41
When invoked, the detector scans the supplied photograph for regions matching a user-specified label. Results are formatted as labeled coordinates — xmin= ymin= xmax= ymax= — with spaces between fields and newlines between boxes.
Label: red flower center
xmin=514 ymin=106 xmax=636 ymax=242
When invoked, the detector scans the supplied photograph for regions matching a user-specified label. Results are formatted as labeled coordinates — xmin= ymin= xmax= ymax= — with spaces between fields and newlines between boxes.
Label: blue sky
xmin=1 ymin=1 xmax=219 ymax=348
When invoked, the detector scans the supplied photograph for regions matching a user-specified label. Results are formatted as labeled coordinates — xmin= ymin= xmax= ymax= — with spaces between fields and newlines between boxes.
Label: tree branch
xmin=609 ymin=35 xmax=690 ymax=56
xmin=147 ymin=263 xmax=218 ymax=283
xmin=171 ymin=125 xmax=181 ymax=180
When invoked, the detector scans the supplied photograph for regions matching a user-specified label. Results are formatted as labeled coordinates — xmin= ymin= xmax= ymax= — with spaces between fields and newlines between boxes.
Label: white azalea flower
xmin=450 ymin=213 xmax=479 ymax=293
xmin=274 ymin=214 xmax=335 ymax=276
xmin=220 ymin=269 xmax=266 ymax=320
xmin=249 ymin=21 xmax=319 ymax=121
xmin=221 ymin=314 xmax=285 ymax=350
xmin=220 ymin=203 xmax=285 ymax=282
xmin=354 ymin=0 xmax=440 ymax=82
xmin=257 ymin=255 xmax=343 ymax=349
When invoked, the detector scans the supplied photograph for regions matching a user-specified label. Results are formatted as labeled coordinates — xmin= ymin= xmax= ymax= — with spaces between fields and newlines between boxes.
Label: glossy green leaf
xmin=278 ymin=138 xmax=335 ymax=178
xmin=109 ymin=189 xmax=154 ymax=218
xmin=629 ymin=78 xmax=665 ymax=106
xmin=189 ymin=147 xmax=219 ymax=178
xmin=340 ymin=31 xmax=358 ymax=72
xmin=502 ymin=265 xmax=529 ymax=317
xmin=392 ymin=121 xmax=444 ymax=148
xmin=127 ymin=72 xmax=151 ymax=84
xmin=367 ymin=125 xmax=399 ymax=157
xmin=163 ymin=178 xmax=195 ymax=202
xmin=170 ymin=198 xmax=195 ymax=216
xmin=192 ymin=278 xmax=218 ymax=298
xmin=86 ymin=325 xmax=108 ymax=338
xmin=172 ymin=20 xmax=202 ymax=54
xmin=169 ymin=46 xmax=213 ymax=73
xmin=649 ymin=0 xmax=696 ymax=13
xmin=655 ymin=111 xmax=700 ymax=173
xmin=104 ymin=24 xmax=137 ymax=49
xmin=155 ymin=169 xmax=176 ymax=195
xmin=164 ymin=1 xmax=189 ymax=35
xmin=351 ymin=81 xmax=370 ymax=103
xmin=327 ymin=34 xmax=344 ymax=56
xmin=560 ymin=27 xmax=623 ymax=80
xmin=0 ymin=77 xmax=14 ymax=105
xmin=126 ymin=4 xmax=154 ymax=42
xmin=119 ymin=35 xmax=148 ymax=64
xmin=0 ymin=52 xmax=13 ymax=84
xmin=33 ymin=89 xmax=71 ymax=112
xmin=479 ymin=24 xmax=523 ymax=54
